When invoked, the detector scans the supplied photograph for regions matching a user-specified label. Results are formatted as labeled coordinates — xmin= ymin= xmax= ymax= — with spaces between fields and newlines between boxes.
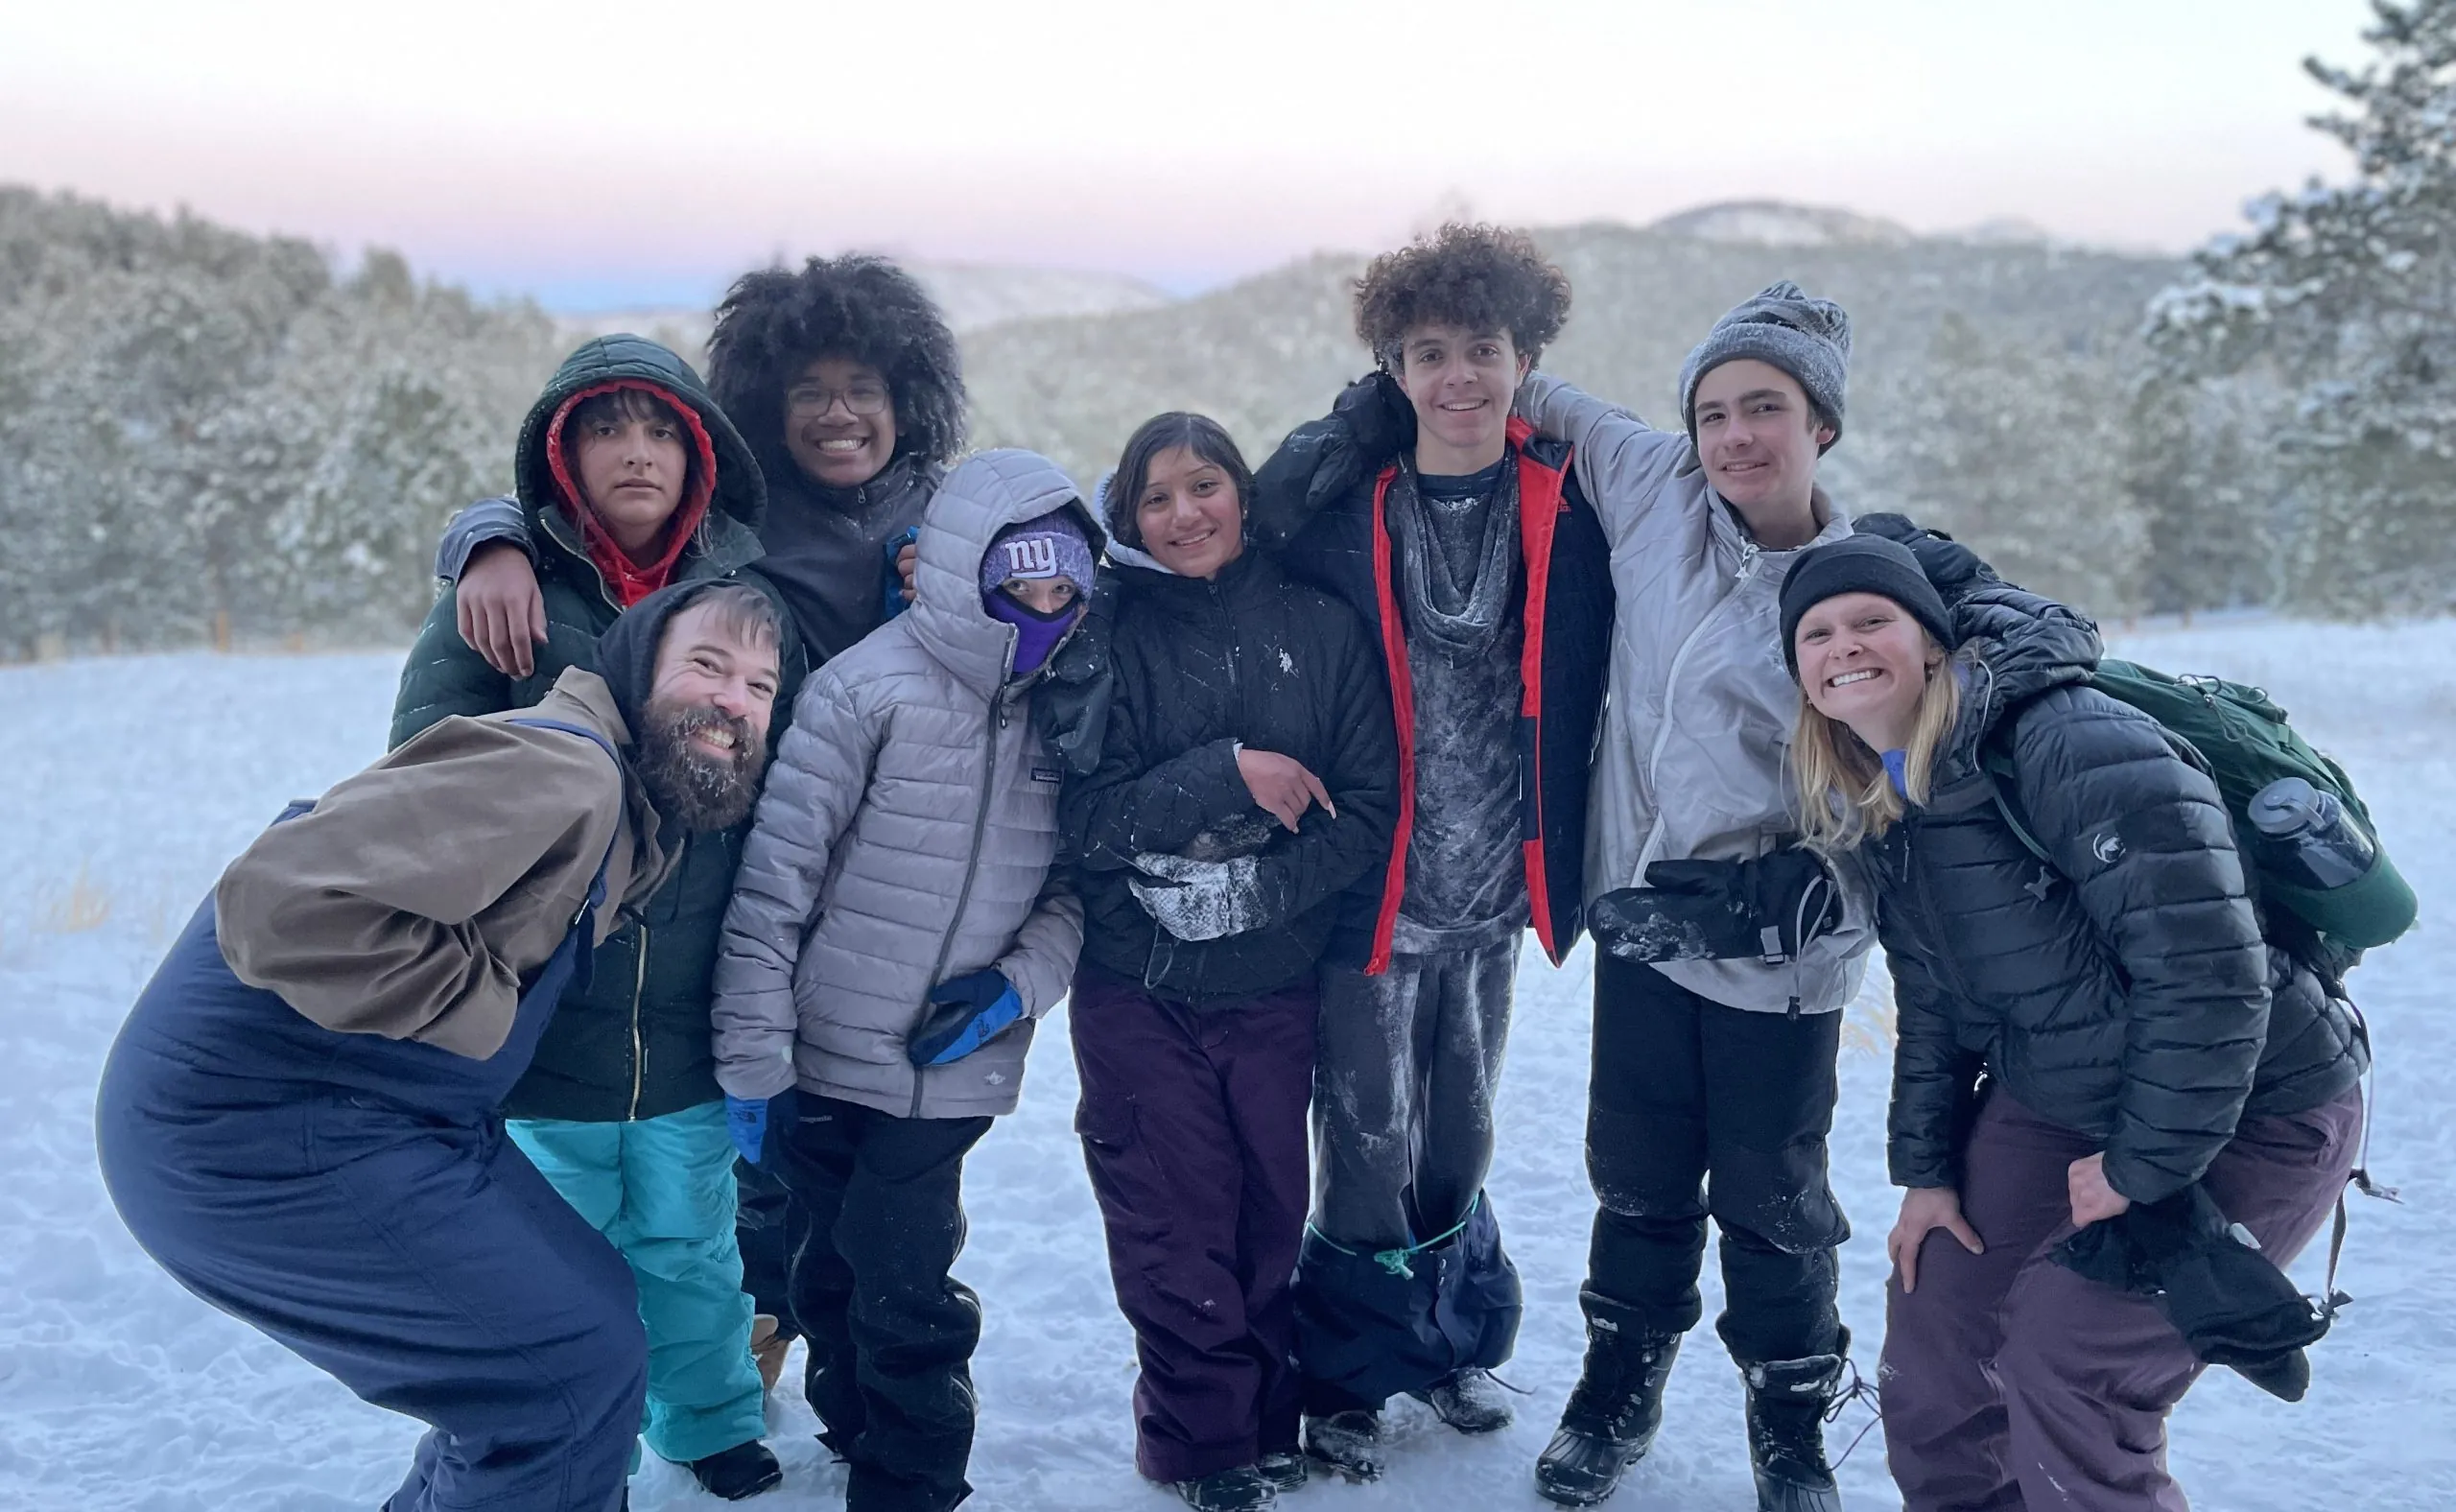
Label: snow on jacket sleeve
xmin=1061 ymin=679 xmax=1252 ymax=869
xmin=434 ymin=495 xmax=533 ymax=582
xmin=2011 ymin=694 xmax=2271 ymax=1204
xmin=1513 ymin=372 xmax=1693 ymax=546
xmin=994 ymin=872 xmax=1086 ymax=1020
xmin=713 ymin=665 xmax=882 ymax=1099
xmin=1233 ymin=606 xmax=1401 ymax=930
xmin=389 ymin=588 xmax=516 ymax=748
xmin=1882 ymin=935 xmax=1985 ymax=1190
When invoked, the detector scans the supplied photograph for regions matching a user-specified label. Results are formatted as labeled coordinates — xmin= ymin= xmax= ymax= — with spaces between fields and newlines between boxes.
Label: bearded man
xmin=95 ymin=580 xmax=785 ymax=1512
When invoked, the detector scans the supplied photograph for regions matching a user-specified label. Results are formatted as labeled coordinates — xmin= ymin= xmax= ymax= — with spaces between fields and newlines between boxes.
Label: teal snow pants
xmin=511 ymin=1100 xmax=768 ymax=1465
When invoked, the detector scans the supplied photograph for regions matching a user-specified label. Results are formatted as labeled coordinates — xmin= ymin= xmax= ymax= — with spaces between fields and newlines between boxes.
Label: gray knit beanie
xmin=1677 ymin=280 xmax=1852 ymax=452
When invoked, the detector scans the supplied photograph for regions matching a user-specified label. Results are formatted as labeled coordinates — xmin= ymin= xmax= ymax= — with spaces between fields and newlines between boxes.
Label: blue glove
xmin=908 ymin=969 xmax=1025 ymax=1066
xmin=882 ymin=526 xmax=921 ymax=622
xmin=725 ymin=1094 xmax=773 ymax=1167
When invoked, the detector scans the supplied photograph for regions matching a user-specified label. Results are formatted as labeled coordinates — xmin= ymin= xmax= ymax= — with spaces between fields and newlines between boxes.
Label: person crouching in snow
xmin=712 ymin=450 xmax=1094 ymax=1512
xmin=390 ymin=334 xmax=796 ymax=1500
xmin=1246 ymin=224 xmax=1613 ymax=1480
xmin=1779 ymin=539 xmax=2368 ymax=1512
xmin=95 ymin=579 xmax=787 ymax=1512
xmin=1061 ymin=414 xmax=1399 ymax=1512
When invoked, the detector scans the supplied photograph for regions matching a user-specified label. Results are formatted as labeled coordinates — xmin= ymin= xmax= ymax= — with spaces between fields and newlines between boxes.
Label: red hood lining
xmin=542 ymin=379 xmax=722 ymax=608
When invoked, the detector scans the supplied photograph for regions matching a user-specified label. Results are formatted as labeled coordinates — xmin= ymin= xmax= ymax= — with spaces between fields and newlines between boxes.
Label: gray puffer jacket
xmin=1519 ymin=373 xmax=1877 ymax=1015
xmin=712 ymin=449 xmax=1092 ymax=1118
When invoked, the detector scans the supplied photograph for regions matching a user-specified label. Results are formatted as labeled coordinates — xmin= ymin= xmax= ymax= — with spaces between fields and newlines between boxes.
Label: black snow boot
xmin=1414 ymin=1365 xmax=1515 ymax=1433
xmin=1534 ymin=1322 xmax=1682 ymax=1507
xmin=1171 ymin=1466 xmax=1275 ymax=1511
xmin=689 ymin=1439 xmax=784 ymax=1500
xmin=1255 ymin=1448 xmax=1309 ymax=1493
xmin=1302 ymin=1407 xmax=1385 ymax=1482
xmin=1742 ymin=1348 xmax=1848 ymax=1512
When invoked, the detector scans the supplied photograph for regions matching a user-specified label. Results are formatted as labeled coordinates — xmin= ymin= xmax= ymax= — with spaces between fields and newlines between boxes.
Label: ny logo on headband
xmin=1001 ymin=537 xmax=1060 ymax=579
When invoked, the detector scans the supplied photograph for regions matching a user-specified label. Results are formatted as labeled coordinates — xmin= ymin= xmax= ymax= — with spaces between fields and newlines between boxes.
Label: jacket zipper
xmin=1632 ymin=541 xmax=1760 ymax=878
xmin=914 ymin=695 xmax=1004 ymax=1117
xmin=627 ymin=922 xmax=649 ymax=1120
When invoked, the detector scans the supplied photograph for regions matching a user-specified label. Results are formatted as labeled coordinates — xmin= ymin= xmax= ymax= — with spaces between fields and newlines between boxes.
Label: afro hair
xmin=1353 ymin=223 xmax=1572 ymax=367
xmin=705 ymin=253 xmax=968 ymax=480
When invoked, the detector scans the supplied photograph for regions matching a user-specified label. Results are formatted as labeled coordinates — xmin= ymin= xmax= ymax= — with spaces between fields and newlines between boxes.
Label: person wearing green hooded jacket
xmin=390 ymin=333 xmax=806 ymax=1502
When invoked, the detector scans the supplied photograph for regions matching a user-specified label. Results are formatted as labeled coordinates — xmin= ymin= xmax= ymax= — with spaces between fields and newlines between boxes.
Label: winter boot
xmin=1171 ymin=1466 xmax=1275 ymax=1511
xmin=1256 ymin=1448 xmax=1309 ymax=1494
xmin=1742 ymin=1348 xmax=1848 ymax=1512
xmin=689 ymin=1439 xmax=784 ymax=1500
xmin=1414 ymin=1365 xmax=1515 ymax=1433
xmin=1534 ymin=1323 xmax=1683 ymax=1507
xmin=1302 ymin=1407 xmax=1385 ymax=1482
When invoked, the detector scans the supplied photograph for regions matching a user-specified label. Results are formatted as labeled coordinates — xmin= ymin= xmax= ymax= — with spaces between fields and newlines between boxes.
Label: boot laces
xmin=1821 ymin=1358 xmax=1884 ymax=1470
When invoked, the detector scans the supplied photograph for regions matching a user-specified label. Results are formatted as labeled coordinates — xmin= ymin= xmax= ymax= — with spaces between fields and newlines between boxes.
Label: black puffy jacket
xmin=1875 ymin=587 xmax=2367 ymax=1204
xmin=1061 ymin=545 xmax=1399 ymax=1004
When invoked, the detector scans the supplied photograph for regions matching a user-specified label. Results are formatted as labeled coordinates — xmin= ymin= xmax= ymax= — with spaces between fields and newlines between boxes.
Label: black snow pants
xmin=778 ymin=1095 xmax=993 ymax=1512
xmin=1294 ymin=934 xmax=1523 ymax=1412
xmin=1583 ymin=952 xmax=1848 ymax=1368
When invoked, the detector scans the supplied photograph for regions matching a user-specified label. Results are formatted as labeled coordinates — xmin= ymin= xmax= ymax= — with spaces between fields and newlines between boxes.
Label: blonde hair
xmin=1793 ymin=638 xmax=1965 ymax=852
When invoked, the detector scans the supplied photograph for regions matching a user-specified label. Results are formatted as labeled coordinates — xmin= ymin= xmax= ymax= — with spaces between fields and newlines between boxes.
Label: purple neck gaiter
xmin=985 ymin=591 xmax=1082 ymax=677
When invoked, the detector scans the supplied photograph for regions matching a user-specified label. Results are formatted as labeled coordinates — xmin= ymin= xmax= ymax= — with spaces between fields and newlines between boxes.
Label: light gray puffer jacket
xmin=712 ymin=449 xmax=1090 ymax=1117
xmin=1519 ymin=373 xmax=1876 ymax=1016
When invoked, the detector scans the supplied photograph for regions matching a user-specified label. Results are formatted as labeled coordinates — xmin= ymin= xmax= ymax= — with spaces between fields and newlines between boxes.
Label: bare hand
xmin=456 ymin=542 xmax=547 ymax=678
xmin=897 ymin=542 xmax=918 ymax=602
xmin=1235 ymin=749 xmax=1334 ymax=833
xmin=1890 ymin=1186 xmax=1984 ymax=1294
xmin=2067 ymin=1152 xmax=2132 ymax=1228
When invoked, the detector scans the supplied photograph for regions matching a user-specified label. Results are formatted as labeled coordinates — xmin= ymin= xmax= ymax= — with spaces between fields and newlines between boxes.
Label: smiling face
xmin=1393 ymin=323 xmax=1528 ymax=473
xmin=1133 ymin=444 xmax=1245 ymax=579
xmin=636 ymin=597 xmax=783 ymax=831
xmin=569 ymin=398 xmax=692 ymax=558
xmin=781 ymin=354 xmax=898 ymax=489
xmin=1692 ymin=358 xmax=1831 ymax=530
xmin=1794 ymin=591 xmax=1942 ymax=751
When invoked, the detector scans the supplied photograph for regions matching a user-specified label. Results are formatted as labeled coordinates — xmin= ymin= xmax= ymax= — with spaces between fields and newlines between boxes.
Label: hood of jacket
xmin=909 ymin=448 xmax=1105 ymax=699
xmin=1943 ymin=584 xmax=2105 ymax=773
xmin=514 ymin=335 xmax=768 ymax=583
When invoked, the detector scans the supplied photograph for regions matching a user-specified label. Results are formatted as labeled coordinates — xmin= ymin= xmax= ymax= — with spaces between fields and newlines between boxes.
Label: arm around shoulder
xmin=1516 ymin=371 xmax=1692 ymax=540
xmin=435 ymin=496 xmax=533 ymax=582
xmin=389 ymin=589 xmax=513 ymax=748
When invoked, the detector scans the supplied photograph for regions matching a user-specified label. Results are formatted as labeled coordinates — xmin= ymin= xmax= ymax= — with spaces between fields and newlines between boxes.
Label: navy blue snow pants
xmin=95 ymin=795 xmax=642 ymax=1512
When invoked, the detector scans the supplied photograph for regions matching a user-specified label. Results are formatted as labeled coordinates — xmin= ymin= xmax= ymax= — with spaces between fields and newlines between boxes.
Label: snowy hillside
xmin=2 ymin=618 xmax=2450 ymax=1510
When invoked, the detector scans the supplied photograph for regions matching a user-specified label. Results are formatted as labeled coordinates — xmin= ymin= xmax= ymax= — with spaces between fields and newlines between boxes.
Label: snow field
xmin=1 ymin=619 xmax=2451 ymax=1509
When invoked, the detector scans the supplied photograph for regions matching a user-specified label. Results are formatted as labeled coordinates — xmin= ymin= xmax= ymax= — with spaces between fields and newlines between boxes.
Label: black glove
xmin=1331 ymin=369 xmax=1418 ymax=463
xmin=1851 ymin=513 xmax=2004 ymax=603
xmin=1587 ymin=848 xmax=1841 ymax=964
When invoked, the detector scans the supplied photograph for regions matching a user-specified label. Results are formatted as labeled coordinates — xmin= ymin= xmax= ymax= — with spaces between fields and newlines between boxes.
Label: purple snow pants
xmin=1881 ymin=1086 xmax=2362 ymax=1512
xmin=1069 ymin=960 xmax=1318 ymax=1484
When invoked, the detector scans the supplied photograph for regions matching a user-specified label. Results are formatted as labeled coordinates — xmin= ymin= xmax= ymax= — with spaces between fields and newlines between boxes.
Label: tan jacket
xmin=215 ymin=671 xmax=669 ymax=1058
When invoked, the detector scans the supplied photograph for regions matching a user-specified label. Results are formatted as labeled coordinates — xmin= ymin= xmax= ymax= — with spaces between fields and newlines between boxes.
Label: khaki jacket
xmin=215 ymin=671 xmax=670 ymax=1058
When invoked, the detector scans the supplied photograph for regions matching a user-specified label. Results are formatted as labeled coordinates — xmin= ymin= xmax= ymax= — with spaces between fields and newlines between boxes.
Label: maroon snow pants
xmin=1881 ymin=1085 xmax=2362 ymax=1512
xmin=1069 ymin=960 xmax=1318 ymax=1484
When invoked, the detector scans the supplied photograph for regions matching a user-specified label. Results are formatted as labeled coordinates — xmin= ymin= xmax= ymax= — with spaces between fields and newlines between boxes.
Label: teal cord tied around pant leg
xmin=1306 ymin=1193 xmax=1483 ymax=1281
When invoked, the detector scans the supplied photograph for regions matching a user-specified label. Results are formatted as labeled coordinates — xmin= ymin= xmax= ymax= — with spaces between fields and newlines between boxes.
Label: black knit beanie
xmin=1779 ymin=535 xmax=1955 ymax=677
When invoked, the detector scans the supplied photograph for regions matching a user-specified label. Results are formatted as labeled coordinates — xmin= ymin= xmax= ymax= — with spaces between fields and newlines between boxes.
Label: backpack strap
xmin=1978 ymin=732 xmax=2056 ymax=870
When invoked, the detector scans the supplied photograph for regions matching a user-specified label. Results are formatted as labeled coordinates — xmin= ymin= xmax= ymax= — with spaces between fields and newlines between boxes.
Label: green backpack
xmin=1984 ymin=658 xmax=2416 ymax=954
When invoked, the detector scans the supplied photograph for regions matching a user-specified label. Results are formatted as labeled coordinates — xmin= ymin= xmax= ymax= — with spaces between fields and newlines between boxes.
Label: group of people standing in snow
xmin=92 ymin=224 xmax=2381 ymax=1512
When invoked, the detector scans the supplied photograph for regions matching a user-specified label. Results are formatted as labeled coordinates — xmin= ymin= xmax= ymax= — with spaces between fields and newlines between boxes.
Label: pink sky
xmin=3 ymin=0 xmax=2373 ymax=307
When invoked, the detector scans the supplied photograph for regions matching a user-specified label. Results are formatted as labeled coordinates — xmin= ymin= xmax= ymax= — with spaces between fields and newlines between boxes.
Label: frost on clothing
xmin=711 ymin=449 xmax=1091 ymax=1119
xmin=1386 ymin=463 xmax=1528 ymax=944
xmin=1061 ymin=545 xmax=1398 ymax=1005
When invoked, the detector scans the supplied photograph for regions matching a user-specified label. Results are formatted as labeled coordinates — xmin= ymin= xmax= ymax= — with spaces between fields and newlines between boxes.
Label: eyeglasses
xmin=785 ymin=383 xmax=892 ymax=418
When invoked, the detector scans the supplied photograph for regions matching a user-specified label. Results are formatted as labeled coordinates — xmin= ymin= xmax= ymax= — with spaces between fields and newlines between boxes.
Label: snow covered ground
xmin=2 ymin=618 xmax=2451 ymax=1511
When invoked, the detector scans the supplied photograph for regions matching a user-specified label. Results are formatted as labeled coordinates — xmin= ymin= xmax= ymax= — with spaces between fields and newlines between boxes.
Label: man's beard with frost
xmin=636 ymin=697 xmax=768 ymax=831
